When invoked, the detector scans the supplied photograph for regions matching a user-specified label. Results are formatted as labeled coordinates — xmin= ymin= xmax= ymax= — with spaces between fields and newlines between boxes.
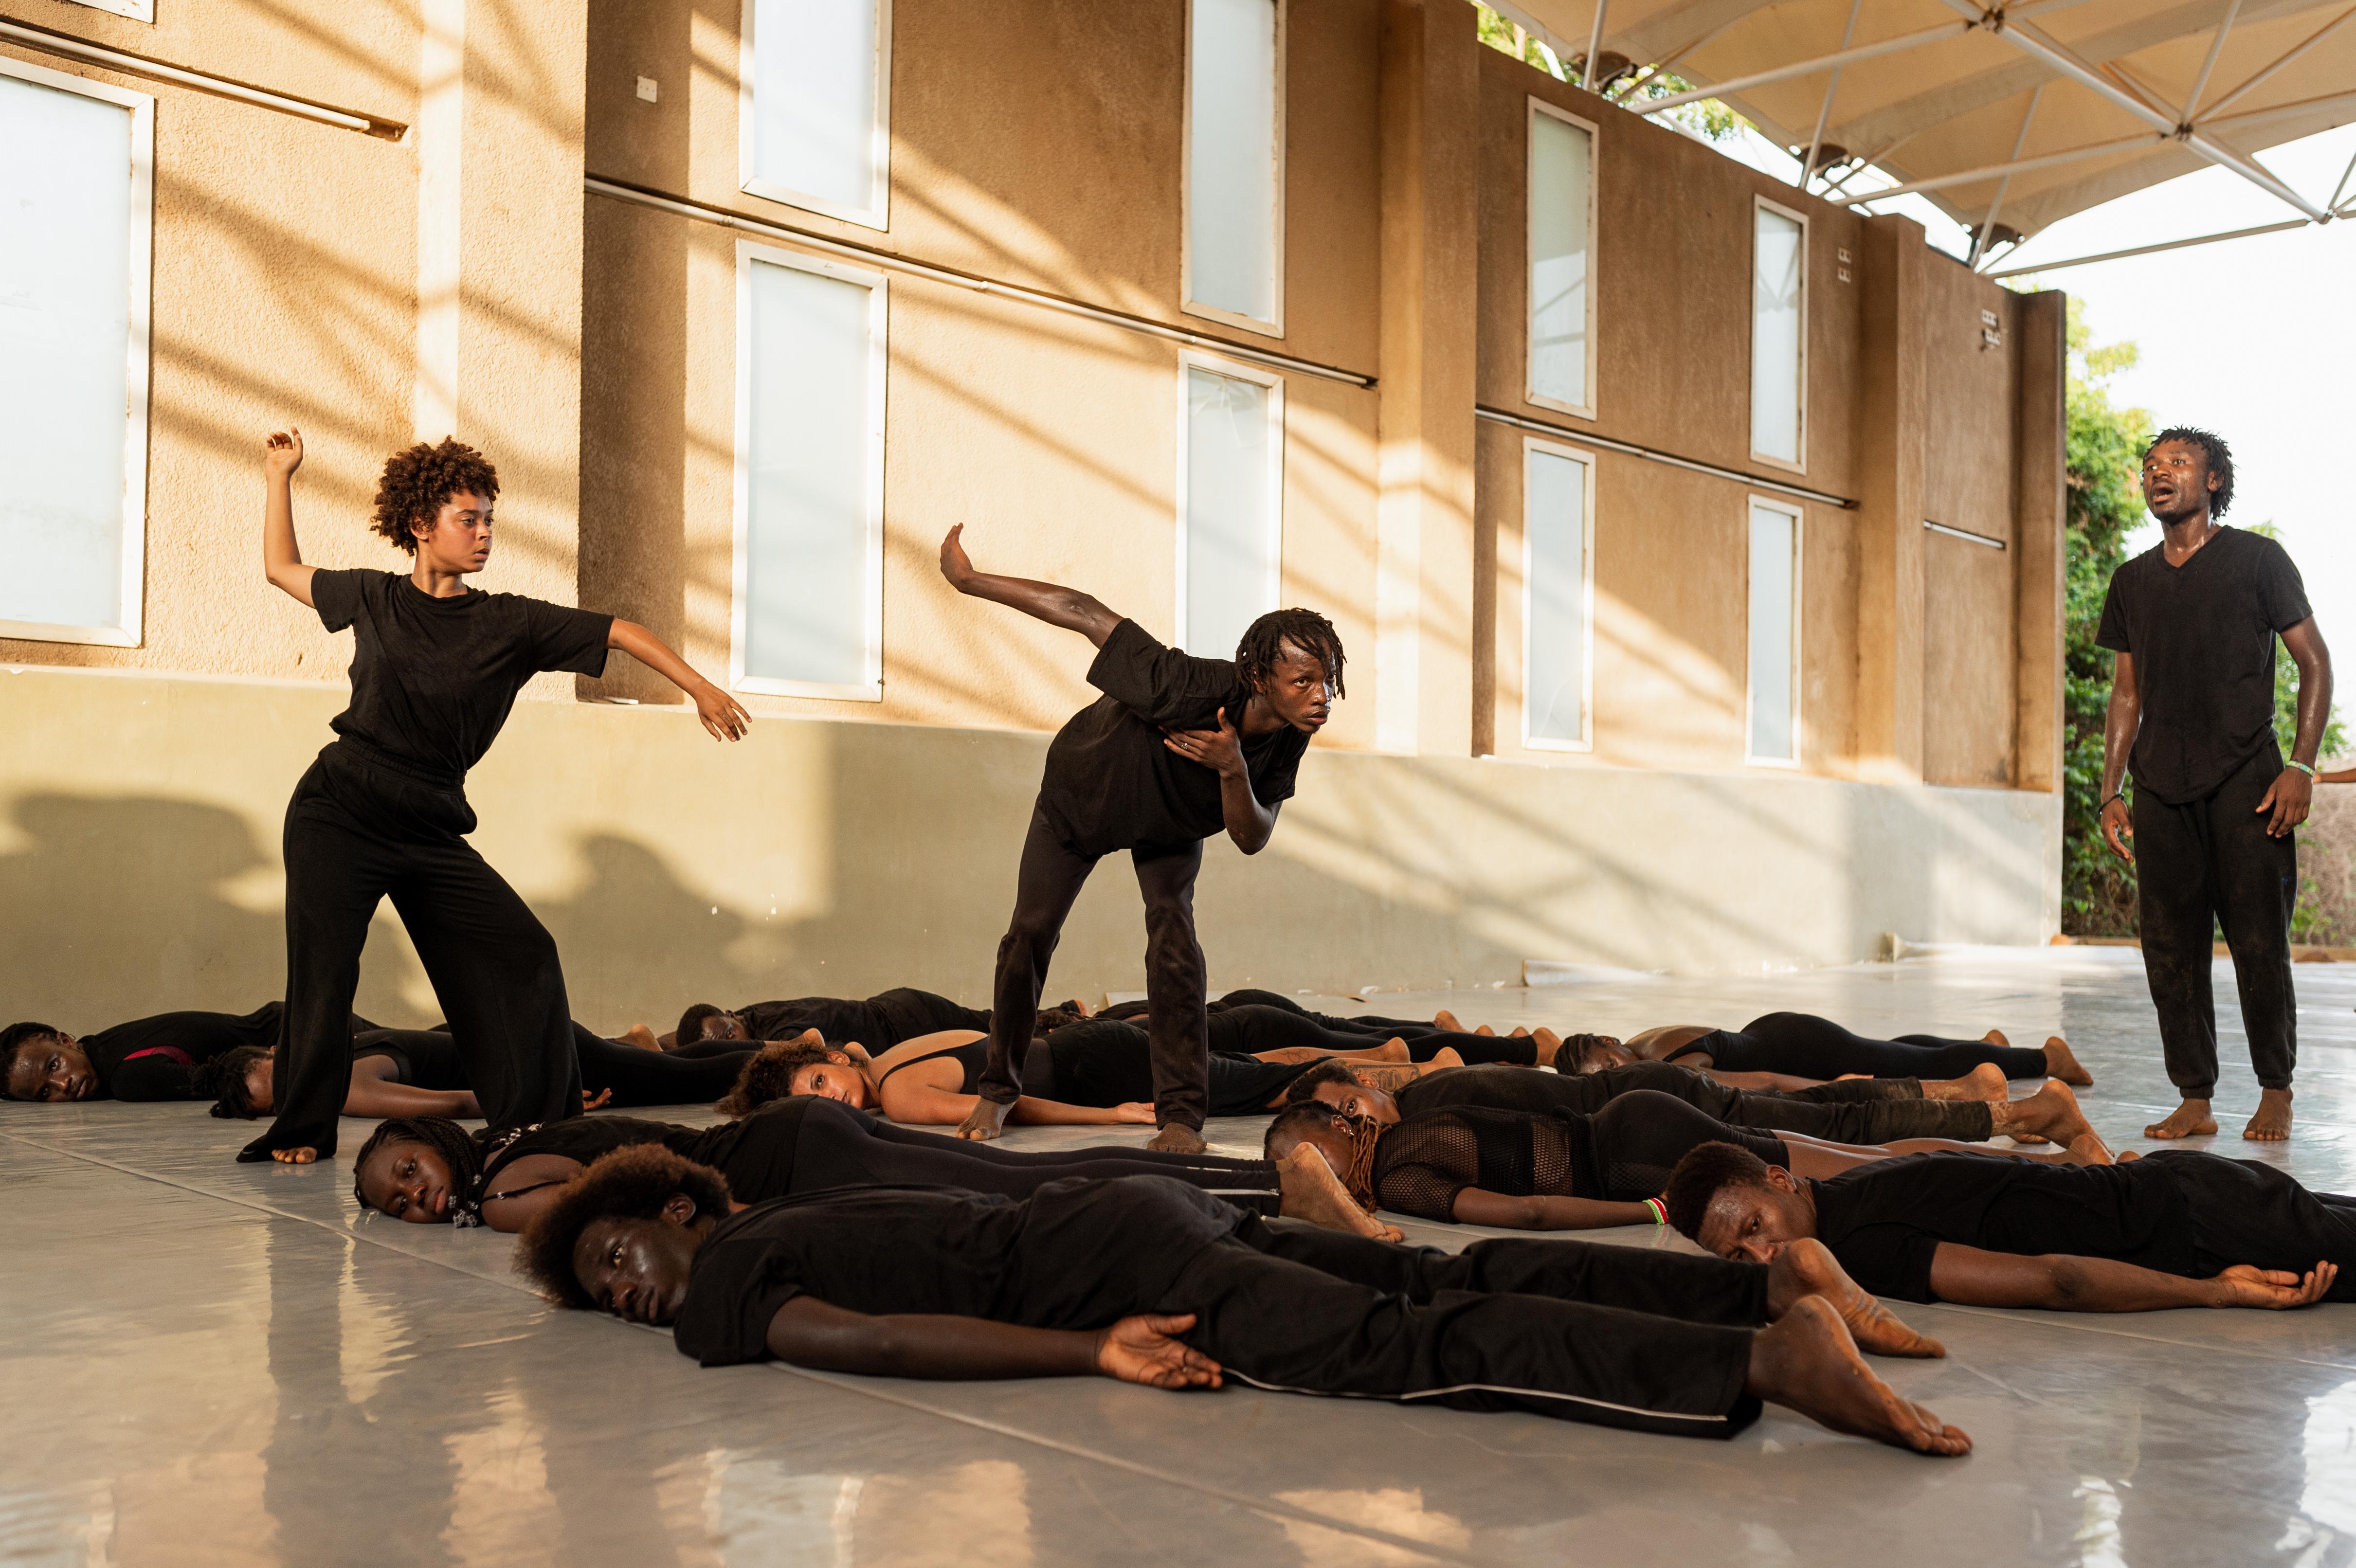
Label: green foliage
xmin=2240 ymin=524 xmax=2350 ymax=762
xmin=1470 ymin=5 xmax=1744 ymax=141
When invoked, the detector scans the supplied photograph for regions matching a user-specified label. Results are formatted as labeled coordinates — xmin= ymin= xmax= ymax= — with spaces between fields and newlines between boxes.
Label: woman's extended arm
xmin=938 ymin=524 xmax=1124 ymax=646
xmin=767 ymin=1297 xmax=1223 ymax=1388
xmin=881 ymin=1074 xmax=1154 ymax=1128
xmin=343 ymin=1059 xmax=480 ymax=1121
xmin=606 ymin=620 xmax=752 ymax=742
xmin=1449 ymin=1189 xmax=1656 ymax=1230
xmin=261 ymin=428 xmax=317 ymax=607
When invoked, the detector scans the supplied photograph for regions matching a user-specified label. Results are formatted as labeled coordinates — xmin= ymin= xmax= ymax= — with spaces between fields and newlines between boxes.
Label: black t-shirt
xmin=1807 ymin=1153 xmax=2196 ymax=1303
xmin=2094 ymin=528 xmax=2312 ymax=804
xmin=673 ymin=1175 xmax=1245 ymax=1366
xmin=85 ymin=1004 xmax=382 ymax=1101
xmin=735 ymin=989 xmax=987 ymax=1048
xmin=1036 ymin=620 xmax=1308 ymax=856
xmin=311 ymin=569 xmax=613 ymax=788
xmin=351 ymin=1027 xmax=468 ymax=1090
xmin=1396 ymin=1061 xmax=1733 ymax=1120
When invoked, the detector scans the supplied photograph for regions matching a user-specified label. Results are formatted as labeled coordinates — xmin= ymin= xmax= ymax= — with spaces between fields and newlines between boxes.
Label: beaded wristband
xmin=2288 ymin=760 xmax=2318 ymax=780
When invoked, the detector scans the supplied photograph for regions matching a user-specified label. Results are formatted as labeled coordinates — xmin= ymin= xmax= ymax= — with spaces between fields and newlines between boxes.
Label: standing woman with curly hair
xmin=243 ymin=428 xmax=750 ymax=1165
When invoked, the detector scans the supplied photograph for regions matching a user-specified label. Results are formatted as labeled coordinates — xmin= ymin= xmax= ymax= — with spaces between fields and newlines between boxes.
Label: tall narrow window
xmin=740 ymin=0 xmax=891 ymax=229
xmin=1526 ymin=102 xmax=1595 ymax=417
xmin=1750 ymin=199 xmax=1806 ymax=467
xmin=1522 ymin=441 xmax=1593 ymax=751
xmin=0 ymin=60 xmax=151 ymax=648
xmin=1184 ymin=0 xmax=1284 ymax=334
xmin=1177 ymin=356 xmax=1284 ymax=658
xmin=1746 ymin=499 xmax=1800 ymax=764
xmin=733 ymin=244 xmax=886 ymax=700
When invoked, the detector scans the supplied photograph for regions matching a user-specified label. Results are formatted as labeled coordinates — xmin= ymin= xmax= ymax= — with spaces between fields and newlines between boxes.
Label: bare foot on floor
xmin=1746 ymin=1298 xmax=1971 ymax=1456
xmin=1509 ymin=1026 xmax=1530 ymax=1038
xmin=1532 ymin=1027 xmax=1562 ymax=1065
xmin=1923 ymin=1063 xmax=2008 ymax=1102
xmin=956 ymin=1099 xmax=1013 ymax=1142
xmin=1433 ymin=1009 xmax=1465 ymax=1033
xmin=2145 ymin=1099 xmax=2217 ymax=1139
xmin=1982 ymin=1027 xmax=2012 ymax=1048
xmin=1371 ymin=1039 xmax=1410 ymax=1063
xmin=1993 ymin=1080 xmax=2094 ymax=1149
xmin=1419 ymin=1047 xmax=1464 ymax=1071
xmin=1769 ymin=1239 xmax=1944 ymax=1360
xmin=271 ymin=1147 xmax=319 ymax=1164
xmin=2062 ymin=1131 xmax=2114 ymax=1167
xmin=1275 ymin=1145 xmax=1404 ymax=1242
xmin=2042 ymin=1037 xmax=2094 ymax=1087
xmin=1148 ymin=1122 xmax=1208 ymax=1155
xmin=2245 ymin=1088 xmax=2293 ymax=1142
xmin=618 ymin=1024 xmax=661 ymax=1052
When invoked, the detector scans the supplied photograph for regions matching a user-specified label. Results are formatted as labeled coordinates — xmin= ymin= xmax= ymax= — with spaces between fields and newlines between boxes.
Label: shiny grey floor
xmin=7 ymin=948 xmax=2356 ymax=1567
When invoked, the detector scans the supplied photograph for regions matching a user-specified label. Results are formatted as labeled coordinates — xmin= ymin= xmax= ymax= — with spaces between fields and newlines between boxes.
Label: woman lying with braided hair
xmin=1261 ymin=1088 xmax=2112 ymax=1230
xmin=348 ymin=1095 xmax=1392 ymax=1238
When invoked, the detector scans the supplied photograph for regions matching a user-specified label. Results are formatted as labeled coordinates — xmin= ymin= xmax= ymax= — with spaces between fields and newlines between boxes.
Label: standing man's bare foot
xmin=1148 ymin=1122 xmax=1207 ymax=1155
xmin=1981 ymin=1028 xmax=2012 ymax=1047
xmin=2245 ymin=1087 xmax=2293 ymax=1141
xmin=1274 ymin=1145 xmax=1403 ymax=1241
xmin=1989 ymin=1080 xmax=2097 ymax=1148
xmin=1921 ymin=1063 xmax=2008 ymax=1102
xmin=2144 ymin=1099 xmax=2217 ymax=1139
xmin=2041 ymin=1037 xmax=2094 ymax=1087
xmin=956 ymin=1099 xmax=1014 ymax=1141
xmin=1767 ymin=1239 xmax=1944 ymax=1359
xmin=270 ymin=1147 xmax=319 ymax=1165
xmin=1433 ymin=1009 xmax=1465 ymax=1033
xmin=1744 ymin=1299 xmax=1971 ymax=1456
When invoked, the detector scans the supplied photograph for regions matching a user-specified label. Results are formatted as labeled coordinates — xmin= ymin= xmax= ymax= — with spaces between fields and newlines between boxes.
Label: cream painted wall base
xmin=0 ymin=668 xmax=2060 ymax=1033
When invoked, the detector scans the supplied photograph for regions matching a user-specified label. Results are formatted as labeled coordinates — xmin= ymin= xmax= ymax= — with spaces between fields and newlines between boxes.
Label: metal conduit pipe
xmin=1475 ymin=405 xmax=1858 ymax=510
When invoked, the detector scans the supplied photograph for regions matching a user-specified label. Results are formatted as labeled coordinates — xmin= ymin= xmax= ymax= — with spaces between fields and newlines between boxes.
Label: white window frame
xmin=729 ymin=239 xmax=888 ymax=702
xmin=1523 ymin=98 xmax=1598 ymax=422
xmin=1174 ymin=349 xmax=1286 ymax=655
xmin=1749 ymin=194 xmax=1809 ymax=475
xmin=61 ymin=0 xmax=154 ymax=19
xmin=1518 ymin=436 xmax=1596 ymax=754
xmin=1743 ymin=495 xmax=1804 ymax=769
xmin=0 ymin=57 xmax=153 ymax=649
xmin=737 ymin=0 xmax=893 ymax=231
xmin=1179 ymin=0 xmax=1287 ymax=340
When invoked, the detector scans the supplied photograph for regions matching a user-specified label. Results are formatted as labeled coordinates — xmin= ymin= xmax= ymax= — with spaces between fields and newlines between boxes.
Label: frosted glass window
xmin=1186 ymin=0 xmax=1282 ymax=328
xmin=736 ymin=252 xmax=883 ymax=698
xmin=1747 ymin=502 xmax=1798 ymax=762
xmin=743 ymin=0 xmax=888 ymax=226
xmin=1522 ymin=446 xmax=1591 ymax=749
xmin=1751 ymin=204 xmax=1805 ymax=465
xmin=1527 ymin=106 xmax=1593 ymax=413
xmin=0 ymin=65 xmax=147 ymax=646
xmin=1180 ymin=365 xmax=1280 ymax=657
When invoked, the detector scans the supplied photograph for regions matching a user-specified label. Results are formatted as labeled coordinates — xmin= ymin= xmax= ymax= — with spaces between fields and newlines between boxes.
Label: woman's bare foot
xmin=2061 ymin=1131 xmax=2114 ymax=1166
xmin=2245 ymin=1087 xmax=2293 ymax=1141
xmin=1744 ymin=1298 xmax=1971 ymax=1456
xmin=1767 ymin=1239 xmax=1944 ymax=1359
xmin=1981 ymin=1027 xmax=2012 ymax=1048
xmin=1415 ymin=1047 xmax=1464 ymax=1072
xmin=956 ymin=1099 xmax=1013 ymax=1141
xmin=1433 ymin=1009 xmax=1465 ymax=1033
xmin=1275 ymin=1145 xmax=1404 ymax=1242
xmin=2041 ymin=1037 xmax=2093 ymax=1087
xmin=618 ymin=1024 xmax=662 ymax=1052
xmin=2145 ymin=1099 xmax=2217 ymax=1139
xmin=1989 ymin=1080 xmax=2096 ymax=1148
xmin=1921 ymin=1063 xmax=2007 ymax=1102
xmin=1532 ymin=1026 xmax=1562 ymax=1064
xmin=1148 ymin=1122 xmax=1208 ymax=1155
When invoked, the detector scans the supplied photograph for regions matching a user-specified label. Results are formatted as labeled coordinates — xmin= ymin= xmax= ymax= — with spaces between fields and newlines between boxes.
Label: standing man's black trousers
xmin=2132 ymin=746 xmax=2299 ymax=1099
xmin=983 ymin=805 xmax=1209 ymax=1130
xmin=241 ymin=750 xmax=581 ymax=1161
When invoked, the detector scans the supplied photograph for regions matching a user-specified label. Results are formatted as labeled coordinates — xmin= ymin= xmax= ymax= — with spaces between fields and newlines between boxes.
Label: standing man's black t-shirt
xmin=2093 ymin=528 xmax=2312 ymax=804
xmin=1804 ymin=1153 xmax=2196 ymax=1302
xmin=310 ymin=570 xmax=614 ymax=789
xmin=672 ymin=1176 xmax=1247 ymax=1366
xmin=1036 ymin=620 xmax=1308 ymax=856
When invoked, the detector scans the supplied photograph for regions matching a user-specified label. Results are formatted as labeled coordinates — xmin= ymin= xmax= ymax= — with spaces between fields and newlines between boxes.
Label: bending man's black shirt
xmin=2093 ymin=527 xmax=2312 ymax=804
xmin=674 ymin=1176 xmax=1246 ymax=1366
xmin=1805 ymin=1153 xmax=2196 ymax=1302
xmin=311 ymin=569 xmax=613 ymax=790
xmin=1035 ymin=619 xmax=1306 ymax=857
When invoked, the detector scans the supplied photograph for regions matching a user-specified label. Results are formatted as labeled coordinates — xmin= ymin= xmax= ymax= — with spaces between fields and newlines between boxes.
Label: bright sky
xmin=1709 ymin=119 xmax=2356 ymax=715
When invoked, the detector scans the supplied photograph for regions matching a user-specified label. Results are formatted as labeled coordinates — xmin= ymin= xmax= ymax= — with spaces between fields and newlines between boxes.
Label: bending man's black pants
xmin=985 ymin=805 xmax=1209 ymax=1130
xmin=2132 ymin=746 xmax=2299 ymax=1099
xmin=245 ymin=752 xmax=581 ymax=1161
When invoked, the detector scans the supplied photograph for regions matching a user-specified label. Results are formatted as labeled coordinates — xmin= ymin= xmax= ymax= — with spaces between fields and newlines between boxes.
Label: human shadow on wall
xmin=0 ymin=793 xmax=429 ymax=1031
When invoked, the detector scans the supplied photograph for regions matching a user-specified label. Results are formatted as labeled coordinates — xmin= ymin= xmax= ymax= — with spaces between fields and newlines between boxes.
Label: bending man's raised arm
xmin=939 ymin=524 xmax=1124 ymax=646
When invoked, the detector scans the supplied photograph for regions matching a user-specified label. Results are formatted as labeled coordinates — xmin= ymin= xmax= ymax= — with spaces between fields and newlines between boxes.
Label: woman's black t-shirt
xmin=1036 ymin=619 xmax=1308 ymax=856
xmin=85 ymin=1004 xmax=308 ymax=1100
xmin=352 ymin=1027 xmax=468 ymax=1090
xmin=311 ymin=569 xmax=613 ymax=788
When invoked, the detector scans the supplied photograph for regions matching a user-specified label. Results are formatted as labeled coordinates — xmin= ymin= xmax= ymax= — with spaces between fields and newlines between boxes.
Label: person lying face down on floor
xmin=1557 ymin=1012 xmax=2095 ymax=1088
xmin=207 ymin=1021 xmax=757 ymax=1123
xmin=1663 ymin=1141 xmax=2348 ymax=1310
xmin=718 ymin=1024 xmax=1452 ymax=1129
xmin=515 ymin=1145 xmax=1974 ymax=1455
xmin=348 ymin=1095 xmax=1391 ymax=1238
xmin=671 ymin=988 xmax=1000 ymax=1052
xmin=1262 ymin=1089 xmax=2111 ymax=1231
xmin=1283 ymin=1058 xmax=2104 ymax=1150
xmin=0 ymin=1005 xmax=376 ymax=1105
xmin=1096 ymin=989 xmax=1546 ymax=1067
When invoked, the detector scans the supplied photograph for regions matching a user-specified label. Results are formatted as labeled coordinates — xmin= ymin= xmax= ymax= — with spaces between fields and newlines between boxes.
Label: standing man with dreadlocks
xmin=2096 ymin=428 xmax=2332 ymax=1142
xmin=938 ymin=525 xmax=1344 ymax=1154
